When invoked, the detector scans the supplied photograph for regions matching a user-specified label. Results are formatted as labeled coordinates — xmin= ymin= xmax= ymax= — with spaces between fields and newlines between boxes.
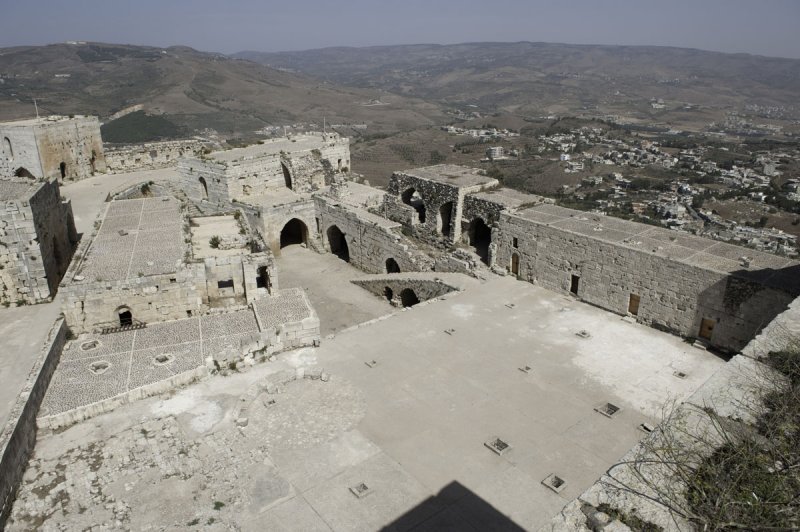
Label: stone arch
xmin=327 ymin=225 xmax=349 ymax=262
xmin=2 ymin=137 xmax=12 ymax=159
xmin=280 ymin=218 xmax=308 ymax=248
xmin=59 ymin=162 xmax=67 ymax=180
xmin=281 ymin=162 xmax=293 ymax=189
xmin=115 ymin=306 xmax=133 ymax=327
xmin=399 ymin=288 xmax=419 ymax=308
xmin=468 ymin=217 xmax=491 ymax=265
xmin=400 ymin=188 xmax=426 ymax=223
xmin=438 ymin=201 xmax=454 ymax=238
xmin=199 ymin=177 xmax=209 ymax=199
xmin=385 ymin=257 xmax=401 ymax=274
xmin=14 ymin=167 xmax=35 ymax=179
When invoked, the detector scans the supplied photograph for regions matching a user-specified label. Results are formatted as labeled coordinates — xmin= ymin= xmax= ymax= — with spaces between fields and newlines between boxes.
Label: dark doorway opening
xmin=280 ymin=218 xmax=308 ymax=248
xmin=14 ymin=167 xmax=34 ymax=179
xmin=118 ymin=309 xmax=133 ymax=327
xmin=327 ymin=225 xmax=350 ymax=262
xmin=384 ymin=286 xmax=393 ymax=302
xmin=385 ymin=258 xmax=401 ymax=273
xmin=256 ymin=266 xmax=271 ymax=291
xmin=468 ymin=218 xmax=491 ymax=265
xmin=401 ymin=188 xmax=426 ymax=223
xmin=399 ymin=288 xmax=420 ymax=308
xmin=90 ymin=150 xmax=97 ymax=174
xmin=510 ymin=253 xmax=520 ymax=277
xmin=628 ymin=293 xmax=641 ymax=316
xmin=199 ymin=177 xmax=209 ymax=199
xmin=699 ymin=318 xmax=715 ymax=341
xmin=59 ymin=162 xmax=67 ymax=179
xmin=570 ymin=274 xmax=580 ymax=295
xmin=281 ymin=162 xmax=293 ymax=189
xmin=439 ymin=201 xmax=453 ymax=238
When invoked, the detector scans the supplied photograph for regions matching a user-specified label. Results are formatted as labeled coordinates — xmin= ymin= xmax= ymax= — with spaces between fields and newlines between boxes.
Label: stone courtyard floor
xmin=8 ymin=264 xmax=726 ymax=531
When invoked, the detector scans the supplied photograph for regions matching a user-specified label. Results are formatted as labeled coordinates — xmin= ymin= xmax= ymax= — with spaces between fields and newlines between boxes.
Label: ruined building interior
xmin=1 ymin=116 xmax=799 ymax=531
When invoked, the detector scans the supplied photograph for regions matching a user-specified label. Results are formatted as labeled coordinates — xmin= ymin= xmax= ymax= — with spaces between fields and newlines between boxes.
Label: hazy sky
xmin=1 ymin=0 xmax=798 ymax=58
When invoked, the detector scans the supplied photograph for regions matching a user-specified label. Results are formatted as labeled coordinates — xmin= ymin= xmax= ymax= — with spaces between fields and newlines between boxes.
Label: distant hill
xmin=0 ymin=43 xmax=445 ymax=138
xmin=235 ymin=42 xmax=800 ymax=128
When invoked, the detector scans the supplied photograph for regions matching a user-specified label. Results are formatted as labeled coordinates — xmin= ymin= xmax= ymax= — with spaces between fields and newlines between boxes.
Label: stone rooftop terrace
xmin=74 ymin=197 xmax=185 ymax=283
xmin=0 ymin=178 xmax=38 ymax=202
xmin=208 ymin=134 xmax=337 ymax=163
xmin=398 ymin=164 xmax=499 ymax=189
xmin=515 ymin=203 xmax=800 ymax=286
xmin=471 ymin=187 xmax=548 ymax=209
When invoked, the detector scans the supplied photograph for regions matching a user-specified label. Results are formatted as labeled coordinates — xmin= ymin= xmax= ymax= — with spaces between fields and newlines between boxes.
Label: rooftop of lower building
xmin=206 ymin=133 xmax=344 ymax=164
xmin=0 ymin=177 xmax=40 ymax=202
xmin=394 ymin=164 xmax=499 ymax=189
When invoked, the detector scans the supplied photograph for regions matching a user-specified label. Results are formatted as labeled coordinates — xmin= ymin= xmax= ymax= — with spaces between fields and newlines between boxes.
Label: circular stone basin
xmin=153 ymin=353 xmax=173 ymax=366
xmin=80 ymin=340 xmax=101 ymax=351
xmin=89 ymin=360 xmax=111 ymax=375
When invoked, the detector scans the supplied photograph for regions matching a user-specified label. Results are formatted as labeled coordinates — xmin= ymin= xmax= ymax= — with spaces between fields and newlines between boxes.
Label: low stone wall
xmin=351 ymin=275 xmax=459 ymax=306
xmin=104 ymin=140 xmax=204 ymax=174
xmin=0 ymin=318 xmax=66 ymax=526
xmin=37 ymin=366 xmax=208 ymax=431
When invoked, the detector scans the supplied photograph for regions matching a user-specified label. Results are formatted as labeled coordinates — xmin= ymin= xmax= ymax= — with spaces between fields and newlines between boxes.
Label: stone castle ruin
xmin=0 ymin=177 xmax=77 ymax=305
xmin=0 ymin=115 xmax=106 ymax=181
xmin=3 ymin=115 xmax=800 ymax=529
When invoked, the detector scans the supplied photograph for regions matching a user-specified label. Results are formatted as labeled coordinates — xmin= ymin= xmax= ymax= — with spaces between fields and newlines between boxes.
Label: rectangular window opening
xmin=217 ymin=279 xmax=234 ymax=289
xmin=570 ymin=274 xmax=580 ymax=295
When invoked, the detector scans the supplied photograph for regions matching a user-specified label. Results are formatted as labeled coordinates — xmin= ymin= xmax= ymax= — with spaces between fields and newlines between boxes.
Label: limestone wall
xmin=494 ymin=212 xmax=798 ymax=352
xmin=104 ymin=140 xmax=203 ymax=174
xmin=61 ymin=267 xmax=206 ymax=333
xmin=177 ymin=158 xmax=229 ymax=204
xmin=0 ymin=179 xmax=76 ymax=304
xmin=0 ymin=318 xmax=65 ymax=527
xmin=255 ymin=199 xmax=321 ymax=255
xmin=314 ymin=195 xmax=435 ymax=274
xmin=0 ymin=127 xmax=41 ymax=178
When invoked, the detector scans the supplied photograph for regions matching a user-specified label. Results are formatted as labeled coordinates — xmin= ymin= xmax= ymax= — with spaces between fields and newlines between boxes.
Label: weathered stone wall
xmin=0 ymin=116 xmax=106 ymax=181
xmin=256 ymin=199 xmax=320 ymax=255
xmin=0 ymin=318 xmax=65 ymax=527
xmin=176 ymin=135 xmax=350 ymax=204
xmin=0 ymin=179 xmax=77 ymax=304
xmin=494 ymin=211 xmax=798 ymax=351
xmin=351 ymin=276 xmax=458 ymax=306
xmin=314 ymin=195 xmax=434 ymax=274
xmin=104 ymin=140 xmax=203 ymax=174
xmin=61 ymin=267 xmax=207 ymax=333
xmin=203 ymin=252 xmax=275 ymax=308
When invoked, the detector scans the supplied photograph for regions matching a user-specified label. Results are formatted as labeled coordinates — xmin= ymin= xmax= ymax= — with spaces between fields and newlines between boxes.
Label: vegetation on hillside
xmin=101 ymin=111 xmax=186 ymax=143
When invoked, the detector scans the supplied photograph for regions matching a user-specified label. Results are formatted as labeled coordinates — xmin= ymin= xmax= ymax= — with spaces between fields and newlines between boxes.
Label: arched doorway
xmin=510 ymin=253 xmax=520 ymax=277
xmin=14 ymin=167 xmax=34 ymax=179
xmin=384 ymin=286 xmax=393 ymax=302
xmin=327 ymin=225 xmax=349 ymax=262
xmin=59 ymin=162 xmax=67 ymax=180
xmin=401 ymin=188 xmax=426 ymax=223
xmin=199 ymin=177 xmax=209 ymax=199
xmin=116 ymin=307 xmax=133 ymax=327
xmin=439 ymin=201 xmax=454 ymax=238
xmin=280 ymin=218 xmax=308 ymax=248
xmin=385 ymin=258 xmax=400 ymax=273
xmin=468 ymin=218 xmax=491 ymax=265
xmin=399 ymin=288 xmax=419 ymax=308
xmin=281 ymin=162 xmax=293 ymax=189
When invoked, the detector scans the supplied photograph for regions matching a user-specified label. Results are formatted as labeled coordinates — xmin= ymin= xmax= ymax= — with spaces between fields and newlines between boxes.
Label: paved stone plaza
xmin=40 ymin=288 xmax=314 ymax=419
xmin=9 ymin=267 xmax=725 ymax=530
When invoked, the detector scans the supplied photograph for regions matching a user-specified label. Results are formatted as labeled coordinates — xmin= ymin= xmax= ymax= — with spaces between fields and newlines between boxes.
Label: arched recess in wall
xmin=280 ymin=218 xmax=308 ymax=248
xmin=14 ymin=167 xmax=35 ymax=179
xmin=399 ymin=288 xmax=420 ymax=308
xmin=115 ymin=306 xmax=133 ymax=327
xmin=384 ymin=286 xmax=393 ymax=302
xmin=385 ymin=257 xmax=401 ymax=274
xmin=59 ymin=162 xmax=67 ymax=180
xmin=438 ymin=201 xmax=454 ymax=238
xmin=327 ymin=225 xmax=350 ymax=262
xmin=468 ymin=217 xmax=491 ymax=265
xmin=199 ymin=177 xmax=209 ymax=199
xmin=281 ymin=162 xmax=293 ymax=190
xmin=2 ymin=137 xmax=12 ymax=159
xmin=400 ymin=188 xmax=426 ymax=223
